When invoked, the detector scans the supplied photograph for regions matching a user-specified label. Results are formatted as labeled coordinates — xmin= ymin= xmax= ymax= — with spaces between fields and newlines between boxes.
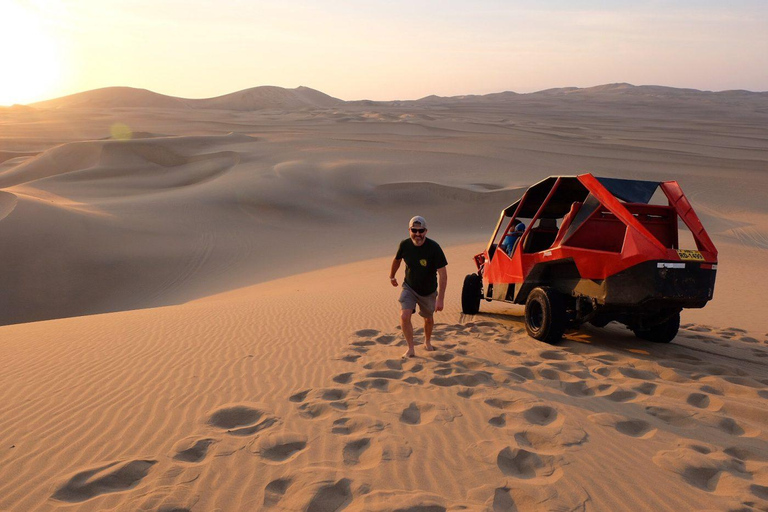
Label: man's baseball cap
xmin=409 ymin=216 xmax=427 ymax=229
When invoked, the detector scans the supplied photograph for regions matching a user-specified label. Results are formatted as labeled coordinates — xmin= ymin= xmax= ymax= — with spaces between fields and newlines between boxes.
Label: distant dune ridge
xmin=22 ymin=82 xmax=768 ymax=110
xmin=29 ymin=85 xmax=343 ymax=110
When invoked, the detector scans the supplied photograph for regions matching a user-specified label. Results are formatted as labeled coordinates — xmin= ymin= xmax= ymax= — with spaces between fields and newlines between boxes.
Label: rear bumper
xmin=600 ymin=260 xmax=716 ymax=308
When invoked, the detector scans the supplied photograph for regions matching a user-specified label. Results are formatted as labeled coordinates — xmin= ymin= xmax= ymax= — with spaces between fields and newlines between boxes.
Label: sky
xmin=1 ymin=0 xmax=767 ymax=105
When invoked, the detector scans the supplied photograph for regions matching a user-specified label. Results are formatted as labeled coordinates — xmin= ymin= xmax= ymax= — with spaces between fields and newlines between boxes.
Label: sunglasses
xmin=410 ymin=228 xmax=426 ymax=234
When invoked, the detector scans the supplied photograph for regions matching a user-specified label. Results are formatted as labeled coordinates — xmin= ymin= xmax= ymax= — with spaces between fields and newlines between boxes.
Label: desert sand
xmin=1 ymin=85 xmax=767 ymax=511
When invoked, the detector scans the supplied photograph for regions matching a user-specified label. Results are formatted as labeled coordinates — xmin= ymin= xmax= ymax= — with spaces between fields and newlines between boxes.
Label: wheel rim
xmin=528 ymin=300 xmax=544 ymax=331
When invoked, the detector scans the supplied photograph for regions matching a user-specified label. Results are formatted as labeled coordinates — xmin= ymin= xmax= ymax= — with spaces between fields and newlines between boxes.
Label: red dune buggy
xmin=462 ymin=174 xmax=718 ymax=344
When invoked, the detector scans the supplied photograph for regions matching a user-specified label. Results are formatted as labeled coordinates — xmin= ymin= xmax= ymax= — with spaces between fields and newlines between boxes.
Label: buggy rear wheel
xmin=461 ymin=273 xmax=483 ymax=314
xmin=633 ymin=312 xmax=680 ymax=343
xmin=525 ymin=287 xmax=566 ymax=343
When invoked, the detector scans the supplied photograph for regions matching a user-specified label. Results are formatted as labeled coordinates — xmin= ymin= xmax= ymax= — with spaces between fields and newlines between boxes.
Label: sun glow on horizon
xmin=0 ymin=2 xmax=64 ymax=106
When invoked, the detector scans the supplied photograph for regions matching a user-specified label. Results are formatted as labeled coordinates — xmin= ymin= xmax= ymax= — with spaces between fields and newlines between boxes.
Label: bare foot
xmin=403 ymin=350 xmax=416 ymax=358
xmin=424 ymin=343 xmax=435 ymax=352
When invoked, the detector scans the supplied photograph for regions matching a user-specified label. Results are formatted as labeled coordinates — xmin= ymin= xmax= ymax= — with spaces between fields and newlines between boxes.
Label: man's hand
xmin=390 ymin=277 xmax=399 ymax=287
xmin=435 ymin=296 xmax=444 ymax=312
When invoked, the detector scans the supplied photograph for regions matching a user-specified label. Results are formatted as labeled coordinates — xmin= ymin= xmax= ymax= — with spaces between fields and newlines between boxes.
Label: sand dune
xmin=30 ymin=85 xmax=342 ymax=111
xmin=0 ymin=88 xmax=767 ymax=510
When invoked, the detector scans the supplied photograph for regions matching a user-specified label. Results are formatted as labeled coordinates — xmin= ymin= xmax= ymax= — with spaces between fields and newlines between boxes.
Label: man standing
xmin=389 ymin=216 xmax=448 ymax=358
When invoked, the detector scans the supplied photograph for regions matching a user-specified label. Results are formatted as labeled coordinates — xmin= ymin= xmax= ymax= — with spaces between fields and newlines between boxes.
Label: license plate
xmin=677 ymin=249 xmax=705 ymax=261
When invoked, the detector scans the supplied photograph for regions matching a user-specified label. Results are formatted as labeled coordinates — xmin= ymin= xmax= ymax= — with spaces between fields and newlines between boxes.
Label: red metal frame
xmin=477 ymin=173 xmax=718 ymax=294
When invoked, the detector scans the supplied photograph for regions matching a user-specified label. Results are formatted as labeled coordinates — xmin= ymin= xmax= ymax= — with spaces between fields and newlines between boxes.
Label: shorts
xmin=399 ymin=283 xmax=437 ymax=318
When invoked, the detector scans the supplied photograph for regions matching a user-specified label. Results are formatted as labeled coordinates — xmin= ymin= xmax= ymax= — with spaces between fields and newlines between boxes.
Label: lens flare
xmin=110 ymin=123 xmax=133 ymax=140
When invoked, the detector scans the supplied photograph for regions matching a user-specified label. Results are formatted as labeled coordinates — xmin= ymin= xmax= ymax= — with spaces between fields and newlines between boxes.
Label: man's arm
xmin=435 ymin=266 xmax=447 ymax=311
xmin=389 ymin=258 xmax=402 ymax=287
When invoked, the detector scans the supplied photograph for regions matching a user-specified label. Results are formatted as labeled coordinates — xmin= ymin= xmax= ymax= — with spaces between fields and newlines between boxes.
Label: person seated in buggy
xmin=500 ymin=222 xmax=525 ymax=256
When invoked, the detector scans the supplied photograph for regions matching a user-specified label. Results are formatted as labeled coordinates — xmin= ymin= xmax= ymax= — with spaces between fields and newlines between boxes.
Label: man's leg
xmin=424 ymin=315 xmax=435 ymax=351
xmin=401 ymin=309 xmax=415 ymax=357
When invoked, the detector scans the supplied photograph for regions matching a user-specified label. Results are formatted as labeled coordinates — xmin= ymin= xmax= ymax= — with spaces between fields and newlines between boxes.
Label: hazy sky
xmin=1 ymin=0 xmax=767 ymax=105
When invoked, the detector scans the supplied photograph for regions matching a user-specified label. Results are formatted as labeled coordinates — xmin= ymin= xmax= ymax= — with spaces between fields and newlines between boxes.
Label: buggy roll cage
xmin=485 ymin=173 xmax=718 ymax=262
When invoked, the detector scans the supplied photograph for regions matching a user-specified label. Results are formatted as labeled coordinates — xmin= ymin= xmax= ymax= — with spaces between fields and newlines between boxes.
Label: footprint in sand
xmin=523 ymin=405 xmax=560 ymax=427
xmin=605 ymin=389 xmax=639 ymax=402
xmin=351 ymin=340 xmax=376 ymax=348
xmin=331 ymin=415 xmax=387 ymax=436
xmin=685 ymin=392 xmax=723 ymax=411
xmin=263 ymin=478 xmax=292 ymax=508
xmin=342 ymin=434 xmax=411 ymax=469
xmin=289 ymin=390 xmax=310 ymax=403
xmin=563 ymin=380 xmax=612 ymax=398
xmin=267 ymin=470 xmax=358 ymax=511
xmin=394 ymin=401 xmax=460 ymax=426
xmin=484 ymin=397 xmax=524 ymax=410
xmin=514 ymin=426 xmax=589 ymax=452
xmin=539 ymin=350 xmax=568 ymax=361
xmin=589 ymin=413 xmax=657 ymax=439
xmin=363 ymin=359 xmax=404 ymax=371
xmin=250 ymin=433 xmax=308 ymax=463
xmin=457 ymin=387 xmax=476 ymax=399
xmin=430 ymin=371 xmax=495 ymax=388
xmin=52 ymin=460 xmax=157 ymax=502
xmin=332 ymin=372 xmax=354 ymax=384
xmin=496 ymin=447 xmax=560 ymax=481
xmin=487 ymin=485 xmax=589 ymax=512
xmin=291 ymin=387 xmax=363 ymax=418
xmin=364 ymin=369 xmax=405 ymax=380
xmin=509 ymin=366 xmax=535 ymax=381
xmin=298 ymin=402 xmax=334 ymax=420
xmin=320 ymin=388 xmax=349 ymax=401
xmin=353 ymin=377 xmax=396 ymax=393
xmin=375 ymin=334 xmax=397 ymax=345
xmin=400 ymin=403 xmax=422 ymax=425
xmin=489 ymin=414 xmax=506 ymax=427
xmin=342 ymin=438 xmax=373 ymax=466
xmin=653 ymin=445 xmax=750 ymax=493
xmin=208 ymin=403 xmax=278 ymax=436
xmin=697 ymin=414 xmax=760 ymax=437
xmin=634 ymin=382 xmax=658 ymax=395
xmin=723 ymin=445 xmax=768 ymax=462
xmin=172 ymin=437 xmax=217 ymax=463
xmin=306 ymin=479 xmax=354 ymax=511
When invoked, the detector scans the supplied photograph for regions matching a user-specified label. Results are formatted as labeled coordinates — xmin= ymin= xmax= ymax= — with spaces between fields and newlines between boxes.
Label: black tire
xmin=461 ymin=273 xmax=483 ymax=314
xmin=633 ymin=312 xmax=680 ymax=343
xmin=525 ymin=287 xmax=566 ymax=343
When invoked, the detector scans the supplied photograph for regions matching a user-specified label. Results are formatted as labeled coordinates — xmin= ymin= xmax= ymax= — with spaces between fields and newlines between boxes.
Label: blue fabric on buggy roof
xmin=597 ymin=177 xmax=660 ymax=204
